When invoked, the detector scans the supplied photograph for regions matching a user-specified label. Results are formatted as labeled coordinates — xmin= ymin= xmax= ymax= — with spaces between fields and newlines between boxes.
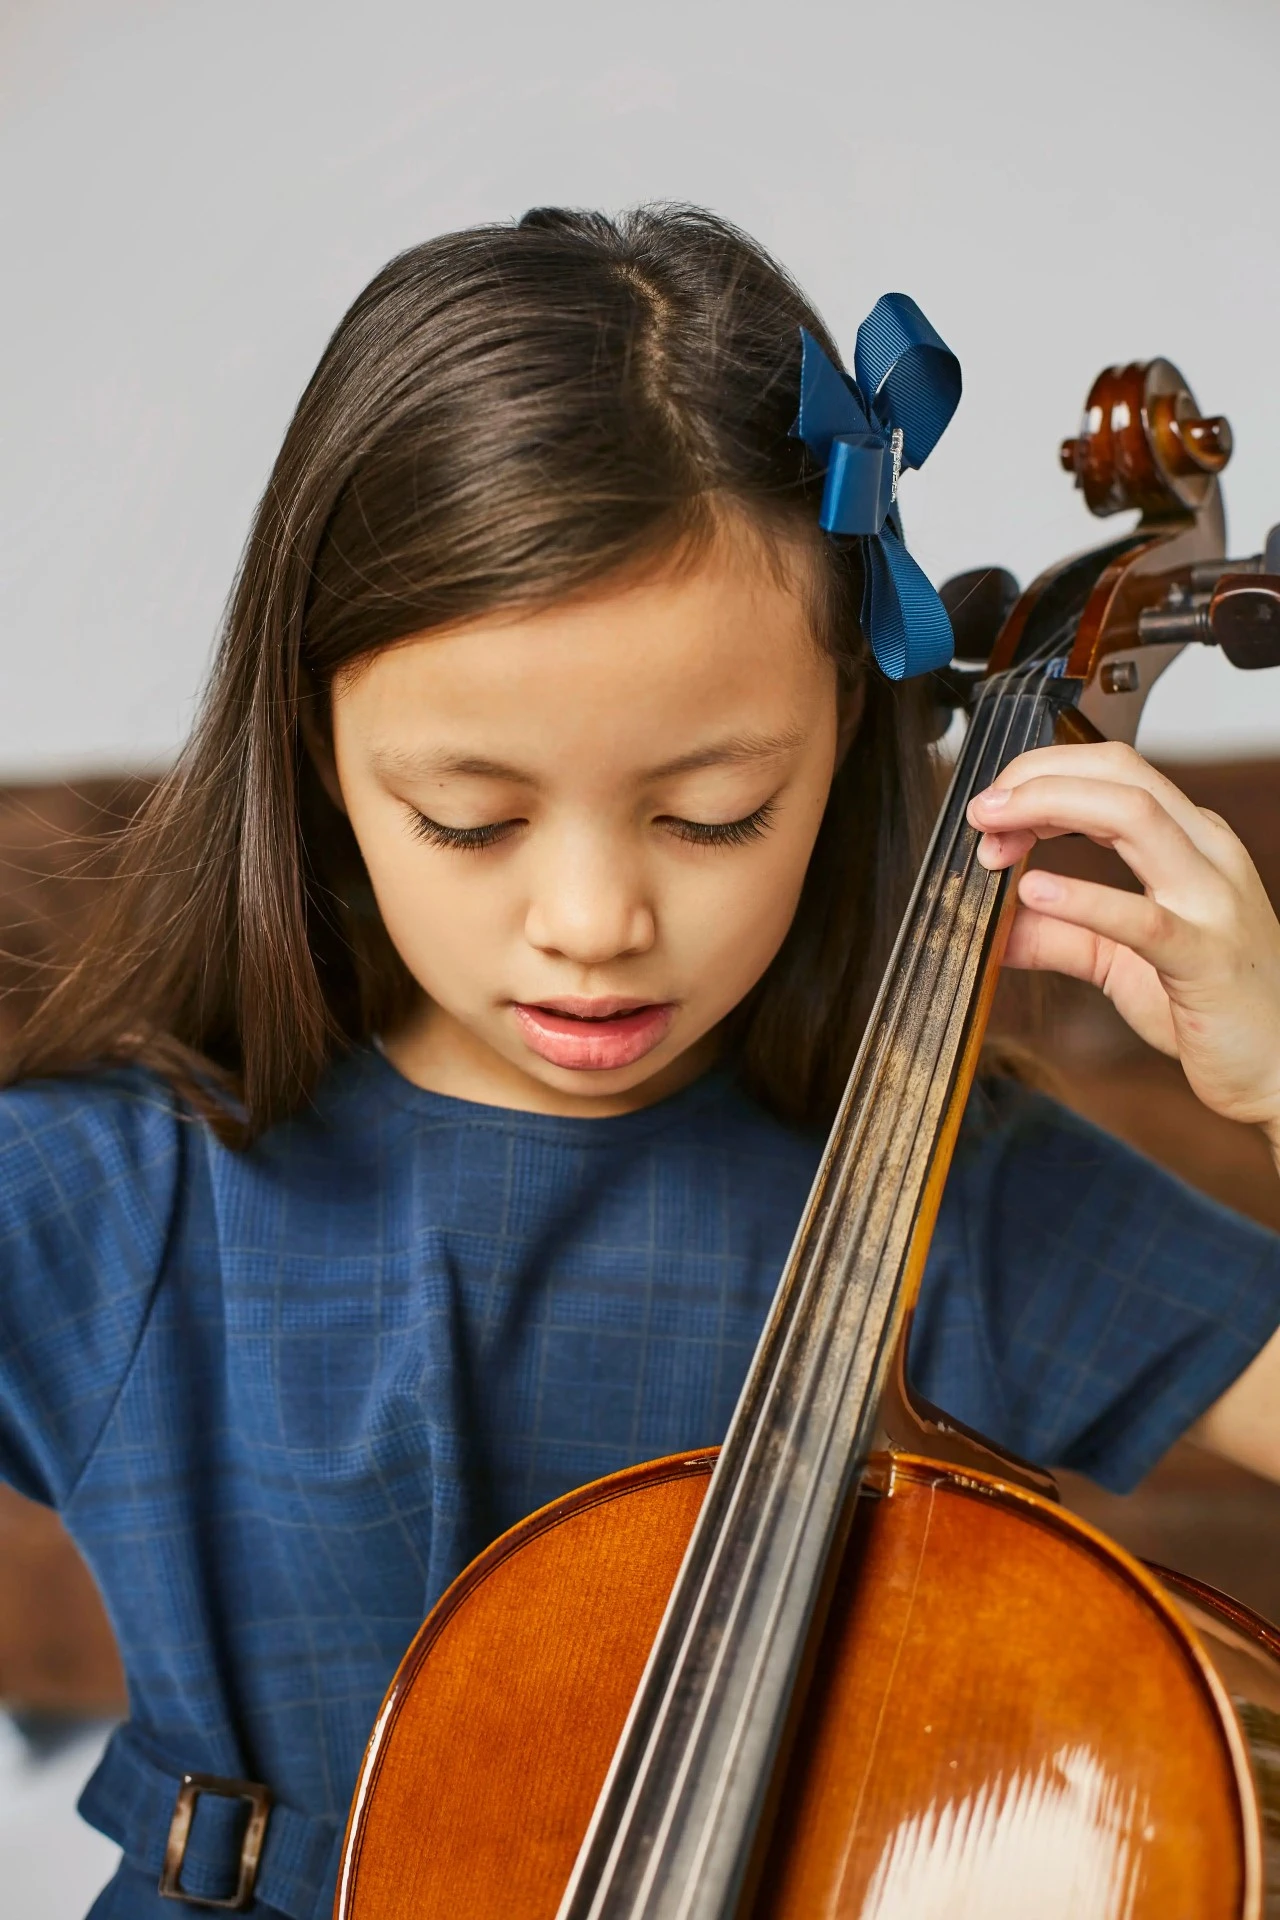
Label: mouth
xmin=511 ymin=997 xmax=677 ymax=1072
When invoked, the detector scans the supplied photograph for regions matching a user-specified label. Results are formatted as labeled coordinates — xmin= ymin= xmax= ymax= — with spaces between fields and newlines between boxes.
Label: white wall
xmin=2 ymin=0 xmax=1278 ymax=778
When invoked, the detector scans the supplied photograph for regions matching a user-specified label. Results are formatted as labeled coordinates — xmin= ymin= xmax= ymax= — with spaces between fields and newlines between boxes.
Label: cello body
xmin=337 ymin=1448 xmax=1280 ymax=1918
xmin=335 ymin=356 xmax=1280 ymax=1918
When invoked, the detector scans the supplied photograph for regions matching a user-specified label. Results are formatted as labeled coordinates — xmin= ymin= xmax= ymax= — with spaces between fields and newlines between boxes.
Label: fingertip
xmin=1019 ymin=869 xmax=1065 ymax=906
xmin=976 ymin=827 xmax=1037 ymax=870
xmin=969 ymin=787 xmax=1011 ymax=821
xmin=976 ymin=830 xmax=1016 ymax=870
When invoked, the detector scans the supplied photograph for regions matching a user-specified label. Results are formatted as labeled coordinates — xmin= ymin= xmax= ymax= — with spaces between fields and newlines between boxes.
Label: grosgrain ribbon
xmin=792 ymin=294 xmax=961 ymax=680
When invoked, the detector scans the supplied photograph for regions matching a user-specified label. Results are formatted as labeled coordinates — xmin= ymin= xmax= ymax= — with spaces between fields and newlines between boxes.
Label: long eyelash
xmin=664 ymin=801 xmax=777 ymax=848
xmin=410 ymin=803 xmax=777 ymax=853
xmin=409 ymin=813 xmax=520 ymax=851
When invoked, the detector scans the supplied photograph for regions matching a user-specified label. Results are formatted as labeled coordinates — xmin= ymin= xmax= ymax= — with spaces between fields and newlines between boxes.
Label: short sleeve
xmin=0 ymin=1071 xmax=183 ymax=1506
xmin=911 ymin=1076 xmax=1280 ymax=1493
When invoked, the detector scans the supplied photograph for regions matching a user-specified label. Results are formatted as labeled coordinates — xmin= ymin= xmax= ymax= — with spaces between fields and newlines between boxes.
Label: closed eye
xmin=409 ymin=812 xmax=524 ymax=851
xmin=409 ymin=799 xmax=778 ymax=853
xmin=659 ymin=801 xmax=777 ymax=848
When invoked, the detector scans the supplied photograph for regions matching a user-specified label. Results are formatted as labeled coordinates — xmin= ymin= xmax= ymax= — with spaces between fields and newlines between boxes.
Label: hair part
xmin=7 ymin=204 xmax=939 ymax=1142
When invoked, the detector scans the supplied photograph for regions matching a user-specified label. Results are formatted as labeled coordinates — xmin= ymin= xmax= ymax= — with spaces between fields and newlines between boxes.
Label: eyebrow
xmin=647 ymin=726 xmax=807 ymax=778
xmin=370 ymin=727 xmax=807 ymax=787
xmin=370 ymin=749 xmax=533 ymax=782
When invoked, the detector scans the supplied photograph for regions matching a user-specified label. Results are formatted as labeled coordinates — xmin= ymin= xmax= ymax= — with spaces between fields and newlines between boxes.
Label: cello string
xmin=631 ymin=663 xmax=1048 ymax=1765
xmin=666 ymin=665 xmax=1062 ymax=1883
xmin=713 ymin=664 xmax=1063 ymax=1747
xmin=737 ymin=653 xmax=1049 ymax=1427
xmin=643 ymin=627 xmax=1083 ymax=1880
xmin=572 ymin=683 xmax=1023 ymax=1909
xmin=722 ymin=663 xmax=1054 ymax=1593
xmin=662 ymin=568 xmax=1155 ymax=1900
xmin=796 ymin=633 xmax=1078 ymax=1448
xmin=598 ymin=659 xmax=1058 ymax=1900
xmin=588 ymin=647 xmax=1070 ymax=1908
xmin=797 ymin=636 xmax=1072 ymax=1306
xmin=577 ymin=566 xmax=1109 ymax=1909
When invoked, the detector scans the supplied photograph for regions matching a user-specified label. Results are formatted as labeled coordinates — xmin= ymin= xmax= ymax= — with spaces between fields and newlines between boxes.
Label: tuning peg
xmin=1208 ymin=575 xmax=1280 ymax=669
xmin=938 ymin=567 xmax=1020 ymax=663
xmin=1137 ymin=568 xmax=1280 ymax=666
xmin=1265 ymin=523 xmax=1280 ymax=573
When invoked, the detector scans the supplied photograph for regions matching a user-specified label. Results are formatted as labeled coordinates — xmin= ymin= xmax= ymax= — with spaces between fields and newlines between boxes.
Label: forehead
xmin=334 ymin=529 xmax=834 ymax=777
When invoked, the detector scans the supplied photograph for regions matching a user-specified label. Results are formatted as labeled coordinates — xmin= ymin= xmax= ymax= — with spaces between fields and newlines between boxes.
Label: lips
xmin=512 ymin=998 xmax=676 ymax=1071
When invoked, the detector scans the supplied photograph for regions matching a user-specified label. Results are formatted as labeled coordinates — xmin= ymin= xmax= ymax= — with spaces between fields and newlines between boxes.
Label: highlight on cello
xmin=0 ymin=207 xmax=1278 ymax=1920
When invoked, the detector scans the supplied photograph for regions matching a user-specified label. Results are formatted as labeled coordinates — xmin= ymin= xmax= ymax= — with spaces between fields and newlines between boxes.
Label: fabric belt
xmin=78 ymin=1723 xmax=342 ymax=1917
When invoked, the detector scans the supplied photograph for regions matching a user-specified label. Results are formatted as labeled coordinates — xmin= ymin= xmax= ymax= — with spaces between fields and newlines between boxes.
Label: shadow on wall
xmin=0 ymin=763 xmax=1278 ymax=1725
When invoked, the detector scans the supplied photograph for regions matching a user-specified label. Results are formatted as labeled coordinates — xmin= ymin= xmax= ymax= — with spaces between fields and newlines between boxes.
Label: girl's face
xmin=328 ymin=526 xmax=844 ymax=1116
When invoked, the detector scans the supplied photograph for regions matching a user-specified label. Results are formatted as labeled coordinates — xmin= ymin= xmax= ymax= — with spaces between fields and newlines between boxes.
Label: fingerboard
xmin=556 ymin=656 xmax=1068 ymax=1920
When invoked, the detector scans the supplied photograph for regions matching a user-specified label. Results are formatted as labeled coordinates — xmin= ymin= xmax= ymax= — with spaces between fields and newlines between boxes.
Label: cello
xmin=334 ymin=355 xmax=1280 ymax=1919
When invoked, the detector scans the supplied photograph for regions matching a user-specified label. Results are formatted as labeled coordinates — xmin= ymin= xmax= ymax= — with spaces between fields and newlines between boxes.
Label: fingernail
xmin=1022 ymin=870 xmax=1063 ymax=904
xmin=975 ymin=787 xmax=1010 ymax=812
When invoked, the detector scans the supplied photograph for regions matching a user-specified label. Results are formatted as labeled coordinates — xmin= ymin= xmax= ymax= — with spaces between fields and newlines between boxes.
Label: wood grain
xmin=338 ymin=1451 xmax=1266 ymax=1919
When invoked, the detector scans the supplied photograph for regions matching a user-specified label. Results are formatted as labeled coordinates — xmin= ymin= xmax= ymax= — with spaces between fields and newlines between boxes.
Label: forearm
xmin=1191 ymin=1297 xmax=1280 ymax=1488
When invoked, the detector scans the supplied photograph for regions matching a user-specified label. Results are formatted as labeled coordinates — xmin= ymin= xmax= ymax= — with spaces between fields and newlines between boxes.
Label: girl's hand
xmin=967 ymin=742 xmax=1280 ymax=1153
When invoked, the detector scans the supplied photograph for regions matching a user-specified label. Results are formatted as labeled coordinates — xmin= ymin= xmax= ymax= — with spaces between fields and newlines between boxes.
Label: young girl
xmin=3 ymin=205 xmax=1279 ymax=1919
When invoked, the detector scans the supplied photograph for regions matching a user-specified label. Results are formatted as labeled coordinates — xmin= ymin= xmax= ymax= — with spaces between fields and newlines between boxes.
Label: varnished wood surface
xmin=335 ymin=1453 xmax=717 ymax=1920
xmin=756 ymin=1460 xmax=1260 ymax=1920
xmin=337 ymin=1450 xmax=1268 ymax=1919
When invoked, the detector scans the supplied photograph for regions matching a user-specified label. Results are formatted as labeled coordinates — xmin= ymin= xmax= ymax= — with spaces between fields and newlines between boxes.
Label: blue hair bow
xmin=792 ymin=294 xmax=961 ymax=680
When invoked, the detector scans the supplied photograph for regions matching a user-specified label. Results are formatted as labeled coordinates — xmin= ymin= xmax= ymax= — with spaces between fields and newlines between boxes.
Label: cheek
xmin=344 ymin=795 xmax=506 ymax=999
xmin=671 ymin=806 xmax=823 ymax=1005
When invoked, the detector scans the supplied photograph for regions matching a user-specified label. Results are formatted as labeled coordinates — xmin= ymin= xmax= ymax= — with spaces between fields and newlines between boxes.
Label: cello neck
xmin=556 ymin=651 xmax=1071 ymax=1920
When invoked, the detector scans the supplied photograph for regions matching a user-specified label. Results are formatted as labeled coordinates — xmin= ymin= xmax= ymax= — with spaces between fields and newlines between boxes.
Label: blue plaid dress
xmin=1 ymin=1048 xmax=1278 ymax=1918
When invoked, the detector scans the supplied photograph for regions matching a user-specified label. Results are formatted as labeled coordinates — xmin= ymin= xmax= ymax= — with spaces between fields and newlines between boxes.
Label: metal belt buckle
xmin=158 ymin=1770 xmax=273 ymax=1909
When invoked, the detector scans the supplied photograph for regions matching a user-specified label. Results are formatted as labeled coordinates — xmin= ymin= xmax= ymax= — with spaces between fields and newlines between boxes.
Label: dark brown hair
xmin=7 ymin=204 xmax=938 ymax=1142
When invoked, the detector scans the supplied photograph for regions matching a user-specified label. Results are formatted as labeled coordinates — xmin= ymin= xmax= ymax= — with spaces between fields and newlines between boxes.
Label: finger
xmin=976 ymin=741 xmax=1229 ymax=864
xmin=974 ymin=826 xmax=1037 ymax=870
xmin=968 ymin=775 xmax=1228 ymax=904
xmin=1016 ymin=867 xmax=1203 ymax=977
xmin=1002 ymin=906 xmax=1180 ymax=1055
xmin=1002 ymin=903 xmax=1113 ymax=985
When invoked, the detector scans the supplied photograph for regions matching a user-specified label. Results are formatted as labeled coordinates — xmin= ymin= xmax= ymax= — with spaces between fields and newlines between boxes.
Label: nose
xmin=523 ymin=829 xmax=656 ymax=966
